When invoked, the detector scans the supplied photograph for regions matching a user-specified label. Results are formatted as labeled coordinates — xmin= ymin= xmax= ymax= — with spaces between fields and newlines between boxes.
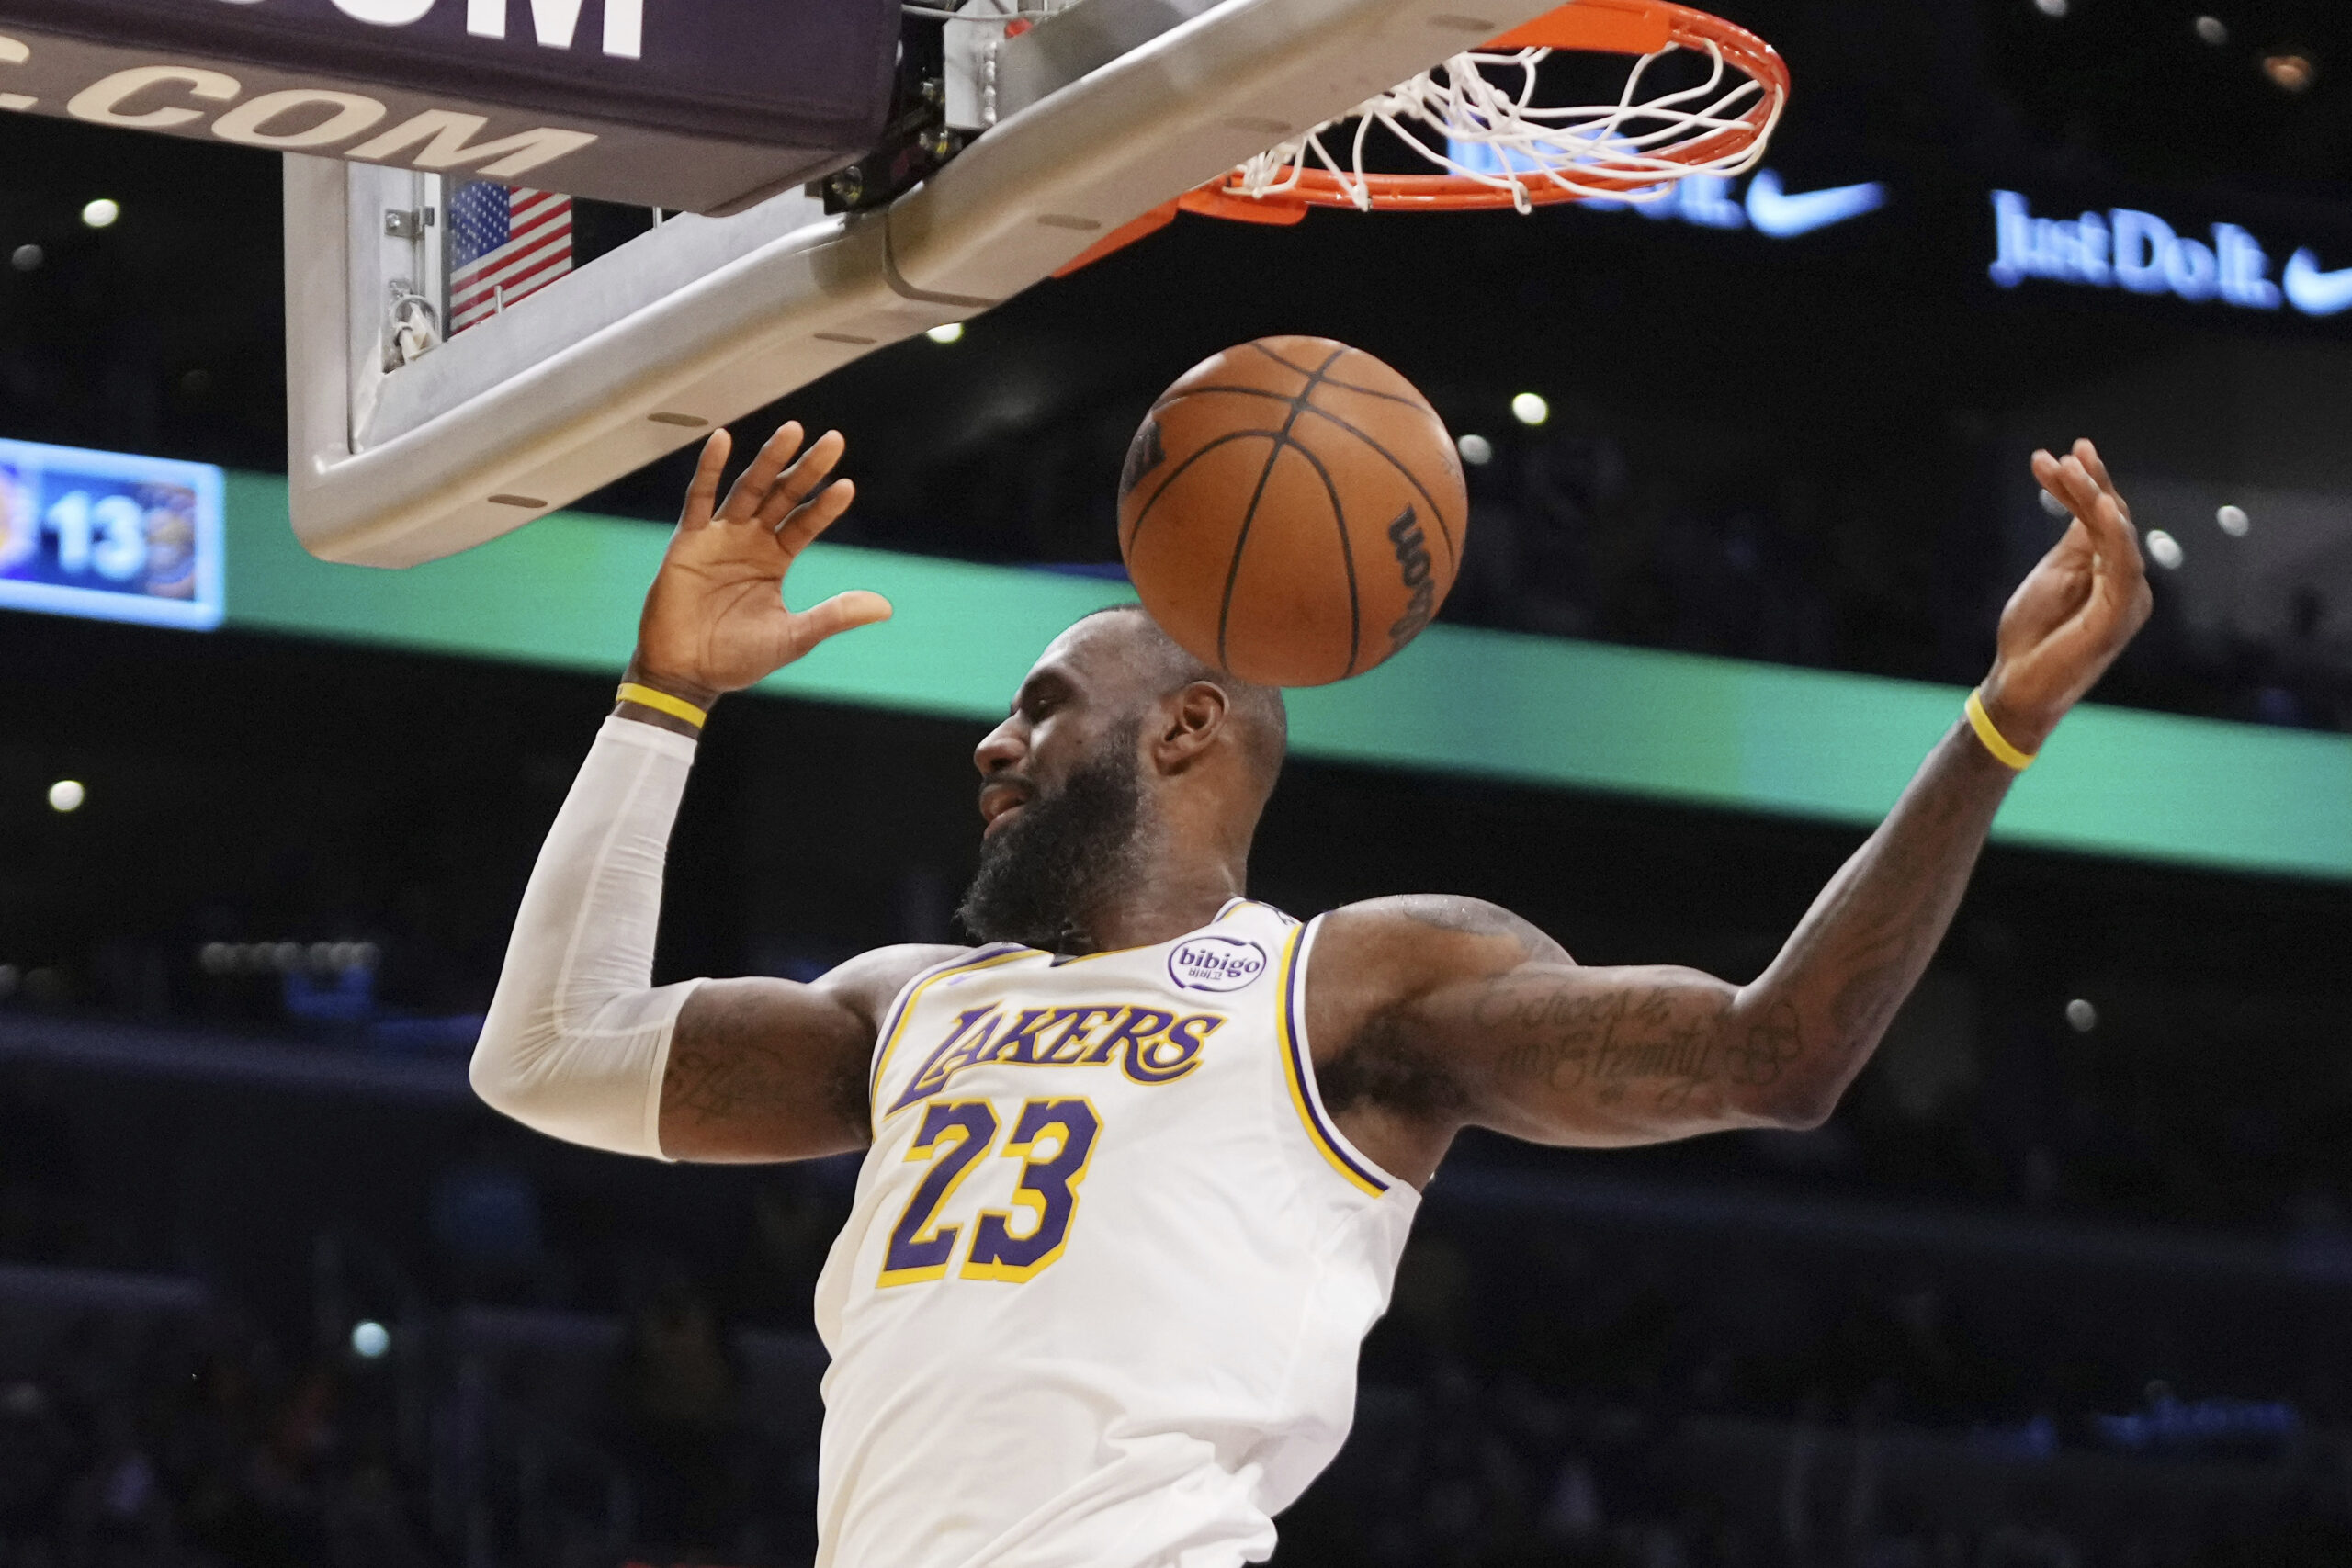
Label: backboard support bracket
xmin=288 ymin=0 xmax=1566 ymax=568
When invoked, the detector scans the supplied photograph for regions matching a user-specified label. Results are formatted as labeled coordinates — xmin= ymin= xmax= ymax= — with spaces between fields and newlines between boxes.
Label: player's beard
xmin=957 ymin=724 xmax=1147 ymax=954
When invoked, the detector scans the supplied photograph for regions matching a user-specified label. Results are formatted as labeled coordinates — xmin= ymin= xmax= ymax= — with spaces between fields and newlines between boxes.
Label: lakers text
xmin=888 ymin=1004 xmax=1225 ymax=1114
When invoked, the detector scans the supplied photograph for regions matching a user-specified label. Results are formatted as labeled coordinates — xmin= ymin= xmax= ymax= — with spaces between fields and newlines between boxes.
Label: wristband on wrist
xmin=1964 ymin=689 xmax=2036 ymax=771
xmin=616 ymin=682 xmax=709 ymax=730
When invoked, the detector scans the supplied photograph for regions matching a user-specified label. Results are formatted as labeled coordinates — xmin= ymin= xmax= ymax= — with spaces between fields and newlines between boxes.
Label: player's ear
xmin=1152 ymin=682 xmax=1230 ymax=773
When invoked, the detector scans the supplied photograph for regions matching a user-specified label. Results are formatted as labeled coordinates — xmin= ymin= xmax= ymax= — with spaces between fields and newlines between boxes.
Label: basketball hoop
xmin=1220 ymin=0 xmax=1784 ymax=214
xmin=1055 ymin=0 xmax=1785 ymax=272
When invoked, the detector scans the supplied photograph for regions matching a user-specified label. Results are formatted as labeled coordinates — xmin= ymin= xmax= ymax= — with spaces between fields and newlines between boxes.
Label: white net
xmin=1227 ymin=34 xmax=1781 ymax=212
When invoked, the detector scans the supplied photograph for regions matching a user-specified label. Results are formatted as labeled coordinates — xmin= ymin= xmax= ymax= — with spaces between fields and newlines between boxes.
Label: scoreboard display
xmin=0 ymin=439 xmax=223 ymax=630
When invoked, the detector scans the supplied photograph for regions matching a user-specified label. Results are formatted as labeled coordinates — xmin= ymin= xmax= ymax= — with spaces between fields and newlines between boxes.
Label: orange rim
xmin=1182 ymin=0 xmax=1787 ymax=218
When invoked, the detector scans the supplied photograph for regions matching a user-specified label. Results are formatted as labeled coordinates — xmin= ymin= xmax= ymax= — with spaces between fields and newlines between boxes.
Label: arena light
xmin=2217 ymin=504 xmax=2250 ymax=536
xmin=198 ymin=940 xmax=380 ymax=976
xmin=350 ymin=1320 xmax=391 ymax=1359
xmin=2263 ymin=52 xmax=2316 ymax=93
xmin=2145 ymin=529 xmax=2185 ymax=570
xmin=926 ymin=323 xmax=966 ymax=344
xmin=2194 ymin=16 xmax=2227 ymax=45
xmin=79 ymin=198 xmax=119 ymax=230
xmin=1456 ymin=433 xmax=1494 ymax=466
xmin=9 ymin=244 xmax=39 ymax=273
xmin=2065 ymin=998 xmax=2098 ymax=1032
xmin=46 ymin=780 xmax=84 ymax=814
xmin=1510 ymin=392 xmax=1549 ymax=427
xmin=2032 ymin=0 xmax=2066 ymax=17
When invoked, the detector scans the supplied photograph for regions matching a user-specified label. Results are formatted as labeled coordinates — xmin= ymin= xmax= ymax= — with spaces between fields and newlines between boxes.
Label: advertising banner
xmin=0 ymin=0 xmax=898 ymax=211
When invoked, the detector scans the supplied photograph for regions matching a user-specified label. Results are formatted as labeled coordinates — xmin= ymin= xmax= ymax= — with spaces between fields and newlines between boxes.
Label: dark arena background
xmin=6 ymin=1 xmax=2352 ymax=1564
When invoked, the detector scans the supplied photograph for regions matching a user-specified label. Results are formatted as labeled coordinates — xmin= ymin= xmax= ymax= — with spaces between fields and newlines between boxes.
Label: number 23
xmin=879 ymin=1098 xmax=1102 ymax=1287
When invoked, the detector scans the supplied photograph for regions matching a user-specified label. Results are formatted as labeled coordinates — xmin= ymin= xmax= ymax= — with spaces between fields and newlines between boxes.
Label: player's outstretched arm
xmin=1311 ymin=442 xmax=2152 ymax=1177
xmin=474 ymin=424 xmax=956 ymax=1165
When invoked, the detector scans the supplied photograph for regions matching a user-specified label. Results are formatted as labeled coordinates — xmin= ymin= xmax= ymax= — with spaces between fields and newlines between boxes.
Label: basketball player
xmin=472 ymin=420 xmax=2150 ymax=1567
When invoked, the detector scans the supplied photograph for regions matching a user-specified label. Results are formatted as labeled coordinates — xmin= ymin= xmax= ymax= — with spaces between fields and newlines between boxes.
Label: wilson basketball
xmin=1117 ymin=336 xmax=1468 ymax=687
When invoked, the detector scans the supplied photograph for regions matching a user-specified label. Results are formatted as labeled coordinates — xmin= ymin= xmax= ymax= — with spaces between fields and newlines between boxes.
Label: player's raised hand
xmin=1978 ymin=438 xmax=2154 ymax=754
xmin=628 ymin=423 xmax=892 ymax=706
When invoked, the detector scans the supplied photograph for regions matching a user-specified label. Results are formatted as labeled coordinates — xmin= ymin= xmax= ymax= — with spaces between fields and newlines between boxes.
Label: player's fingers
xmin=757 ymin=430 xmax=847 ymax=530
xmin=2030 ymin=449 xmax=2078 ymax=516
xmin=2072 ymin=439 xmax=2132 ymax=519
xmin=679 ymin=430 xmax=731 ymax=529
xmin=787 ymin=590 xmax=894 ymax=653
xmin=2098 ymin=491 xmax=2145 ymax=569
xmin=2078 ymin=490 xmax=2145 ymax=592
xmin=721 ymin=423 xmax=807 ymax=524
xmin=774 ymin=478 xmax=855 ymax=555
xmin=2054 ymin=455 xmax=2110 ymax=525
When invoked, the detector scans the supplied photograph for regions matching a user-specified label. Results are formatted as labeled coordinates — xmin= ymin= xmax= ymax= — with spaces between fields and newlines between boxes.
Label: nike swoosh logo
xmin=2284 ymin=248 xmax=2352 ymax=317
xmin=1743 ymin=170 xmax=1888 ymax=238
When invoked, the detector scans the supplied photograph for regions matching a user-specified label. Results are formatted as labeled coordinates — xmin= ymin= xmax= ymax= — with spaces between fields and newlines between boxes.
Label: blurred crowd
xmin=0 ymin=1054 xmax=2347 ymax=1568
xmin=0 ymin=1305 xmax=429 ymax=1568
xmin=2 ymin=1198 xmax=2348 ymax=1568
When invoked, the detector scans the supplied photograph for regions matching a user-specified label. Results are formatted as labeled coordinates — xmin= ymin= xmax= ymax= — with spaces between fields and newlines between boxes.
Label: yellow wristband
xmin=616 ymin=682 xmax=709 ymax=729
xmin=1964 ymin=689 xmax=2035 ymax=771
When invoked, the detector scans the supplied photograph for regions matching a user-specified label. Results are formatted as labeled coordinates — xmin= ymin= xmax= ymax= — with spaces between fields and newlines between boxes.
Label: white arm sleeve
xmin=471 ymin=716 xmax=707 ymax=1159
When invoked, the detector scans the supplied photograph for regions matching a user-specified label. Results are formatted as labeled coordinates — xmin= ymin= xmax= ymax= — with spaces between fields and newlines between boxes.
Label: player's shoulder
xmin=1310 ymin=896 xmax=1574 ymax=1010
xmin=1318 ymin=895 xmax=1571 ymax=964
xmin=810 ymin=943 xmax=981 ymax=1025
xmin=1302 ymin=898 xmax=1573 ymax=1078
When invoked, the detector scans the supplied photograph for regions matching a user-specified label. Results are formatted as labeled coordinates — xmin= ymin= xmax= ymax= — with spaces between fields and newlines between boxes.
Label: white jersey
xmin=812 ymin=898 xmax=1419 ymax=1568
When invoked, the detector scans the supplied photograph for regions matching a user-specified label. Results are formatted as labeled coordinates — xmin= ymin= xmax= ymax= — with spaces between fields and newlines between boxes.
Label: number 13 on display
xmin=878 ymin=1098 xmax=1102 ymax=1287
xmin=41 ymin=491 xmax=149 ymax=581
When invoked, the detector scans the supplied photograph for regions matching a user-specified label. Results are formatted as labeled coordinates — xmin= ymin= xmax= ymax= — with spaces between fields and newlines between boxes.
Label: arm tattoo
xmin=1729 ymin=726 xmax=2011 ymax=1122
xmin=1317 ymin=896 xmax=1571 ymax=1122
xmin=1396 ymin=728 xmax=2009 ymax=1145
xmin=1481 ymin=976 xmax=1798 ymax=1114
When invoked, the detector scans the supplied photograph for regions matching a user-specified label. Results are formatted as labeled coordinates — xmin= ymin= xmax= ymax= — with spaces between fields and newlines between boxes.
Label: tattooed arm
xmin=1308 ymin=733 xmax=2010 ymax=1174
xmin=1306 ymin=441 xmax=2153 ymax=1186
xmin=659 ymin=947 xmax=962 ymax=1161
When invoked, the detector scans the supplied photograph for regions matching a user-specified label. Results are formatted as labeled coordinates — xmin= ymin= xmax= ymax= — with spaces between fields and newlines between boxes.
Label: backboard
xmin=285 ymin=0 xmax=1575 ymax=567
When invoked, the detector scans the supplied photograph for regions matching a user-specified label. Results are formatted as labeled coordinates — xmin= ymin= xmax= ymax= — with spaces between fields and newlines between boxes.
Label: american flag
xmin=447 ymin=182 xmax=572 ymax=334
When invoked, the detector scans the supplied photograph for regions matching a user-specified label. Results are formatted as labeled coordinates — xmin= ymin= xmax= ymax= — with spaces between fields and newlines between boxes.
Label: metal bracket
xmin=946 ymin=0 xmax=1224 ymax=130
xmin=382 ymin=208 xmax=434 ymax=241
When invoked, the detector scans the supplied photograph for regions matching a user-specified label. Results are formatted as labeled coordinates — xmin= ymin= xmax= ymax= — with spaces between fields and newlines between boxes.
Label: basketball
xmin=1116 ymin=336 xmax=1468 ymax=687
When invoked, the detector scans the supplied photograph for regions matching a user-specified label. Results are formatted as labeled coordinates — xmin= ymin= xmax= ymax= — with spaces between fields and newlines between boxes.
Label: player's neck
xmin=1076 ymin=857 xmax=1244 ymax=953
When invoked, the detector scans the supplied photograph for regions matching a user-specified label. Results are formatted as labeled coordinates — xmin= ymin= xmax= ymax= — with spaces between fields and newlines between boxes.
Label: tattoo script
xmin=1480 ymin=977 xmax=1803 ymax=1114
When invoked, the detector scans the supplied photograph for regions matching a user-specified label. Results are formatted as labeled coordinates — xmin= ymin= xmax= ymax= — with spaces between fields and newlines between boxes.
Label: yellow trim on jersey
xmin=870 ymin=947 xmax=1036 ymax=1127
xmin=1272 ymin=922 xmax=1388 ymax=1199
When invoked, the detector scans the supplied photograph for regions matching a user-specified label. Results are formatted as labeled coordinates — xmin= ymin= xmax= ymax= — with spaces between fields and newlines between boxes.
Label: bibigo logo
xmin=1168 ymin=936 xmax=1268 ymax=994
